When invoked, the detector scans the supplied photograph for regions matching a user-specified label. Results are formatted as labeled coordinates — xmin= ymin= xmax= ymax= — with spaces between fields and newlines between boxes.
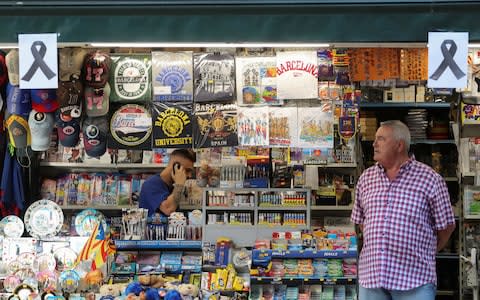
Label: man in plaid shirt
xmin=351 ymin=120 xmax=456 ymax=300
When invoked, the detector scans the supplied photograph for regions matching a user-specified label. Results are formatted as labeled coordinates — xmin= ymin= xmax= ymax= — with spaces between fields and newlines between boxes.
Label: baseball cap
xmin=55 ymin=111 xmax=81 ymax=147
xmin=82 ymin=116 xmax=108 ymax=157
xmin=6 ymin=113 xmax=31 ymax=149
xmin=5 ymin=49 xmax=19 ymax=86
xmin=84 ymin=83 xmax=110 ymax=117
xmin=0 ymin=50 xmax=7 ymax=88
xmin=57 ymin=75 xmax=83 ymax=118
xmin=31 ymin=89 xmax=59 ymax=113
xmin=6 ymin=83 xmax=31 ymax=118
xmin=28 ymin=109 xmax=54 ymax=151
xmin=59 ymin=48 xmax=88 ymax=81
xmin=82 ymin=51 xmax=111 ymax=88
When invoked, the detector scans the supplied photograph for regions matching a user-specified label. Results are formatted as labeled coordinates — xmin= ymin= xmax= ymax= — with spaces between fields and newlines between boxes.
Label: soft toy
xmin=164 ymin=290 xmax=182 ymax=300
xmin=138 ymin=274 xmax=165 ymax=289
xmin=85 ymin=269 xmax=104 ymax=286
xmin=99 ymin=283 xmax=128 ymax=297
xmin=144 ymin=288 xmax=160 ymax=300
xmin=125 ymin=282 xmax=144 ymax=297
xmin=177 ymin=284 xmax=199 ymax=300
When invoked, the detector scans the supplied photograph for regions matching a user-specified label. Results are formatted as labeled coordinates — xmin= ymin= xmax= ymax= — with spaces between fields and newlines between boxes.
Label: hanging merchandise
xmin=82 ymin=116 xmax=108 ymax=157
xmin=58 ymin=47 xmax=88 ymax=82
xmin=297 ymin=106 xmax=333 ymax=148
xmin=193 ymin=102 xmax=238 ymax=148
xmin=56 ymin=75 xmax=83 ymax=119
xmin=193 ymin=52 xmax=235 ymax=102
xmin=235 ymin=56 xmax=281 ymax=106
xmin=151 ymin=102 xmax=193 ymax=148
xmin=82 ymin=50 xmax=112 ymax=89
xmin=110 ymin=54 xmax=152 ymax=103
xmin=268 ymin=106 xmax=298 ymax=147
xmin=317 ymin=49 xmax=335 ymax=81
xmin=400 ymin=48 xmax=428 ymax=81
xmin=237 ymin=106 xmax=268 ymax=146
xmin=108 ymin=104 xmax=152 ymax=150
xmin=84 ymin=83 xmax=110 ymax=117
xmin=277 ymin=51 xmax=318 ymax=100
xmin=28 ymin=109 xmax=54 ymax=152
xmin=55 ymin=110 xmax=81 ymax=148
xmin=152 ymin=51 xmax=194 ymax=102
xmin=348 ymin=48 xmax=400 ymax=82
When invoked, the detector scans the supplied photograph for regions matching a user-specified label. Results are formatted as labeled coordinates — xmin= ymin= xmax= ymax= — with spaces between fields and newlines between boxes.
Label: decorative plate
xmin=13 ymin=283 xmax=35 ymax=300
xmin=18 ymin=252 xmax=36 ymax=270
xmin=58 ymin=270 xmax=80 ymax=293
xmin=34 ymin=253 xmax=56 ymax=272
xmin=24 ymin=200 xmax=64 ymax=239
xmin=0 ymin=216 xmax=24 ymax=238
xmin=74 ymin=209 xmax=107 ymax=237
xmin=53 ymin=247 xmax=77 ymax=271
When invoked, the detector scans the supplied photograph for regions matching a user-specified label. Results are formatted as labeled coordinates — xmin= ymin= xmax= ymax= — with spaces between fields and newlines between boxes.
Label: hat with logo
xmin=55 ymin=111 xmax=81 ymax=147
xmin=59 ymin=48 xmax=88 ymax=81
xmin=84 ymin=83 xmax=110 ymax=117
xmin=28 ymin=109 xmax=54 ymax=151
xmin=6 ymin=113 xmax=31 ymax=149
xmin=31 ymin=89 xmax=59 ymax=113
xmin=82 ymin=51 xmax=111 ymax=88
xmin=5 ymin=49 xmax=19 ymax=86
xmin=6 ymin=83 xmax=31 ymax=118
xmin=82 ymin=116 xmax=108 ymax=157
xmin=57 ymin=75 xmax=83 ymax=118
xmin=0 ymin=50 xmax=8 ymax=88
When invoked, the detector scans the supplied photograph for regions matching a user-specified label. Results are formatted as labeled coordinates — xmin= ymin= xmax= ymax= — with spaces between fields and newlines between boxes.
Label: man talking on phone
xmin=139 ymin=149 xmax=196 ymax=216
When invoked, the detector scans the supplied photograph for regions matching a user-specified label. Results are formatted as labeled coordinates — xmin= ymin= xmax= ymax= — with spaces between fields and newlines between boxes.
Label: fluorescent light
xmin=89 ymin=42 xmax=330 ymax=48
xmin=469 ymin=43 xmax=480 ymax=48
xmin=0 ymin=43 xmax=18 ymax=49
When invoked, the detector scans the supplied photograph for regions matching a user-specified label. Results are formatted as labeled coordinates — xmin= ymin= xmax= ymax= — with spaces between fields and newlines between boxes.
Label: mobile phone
xmin=173 ymin=162 xmax=181 ymax=175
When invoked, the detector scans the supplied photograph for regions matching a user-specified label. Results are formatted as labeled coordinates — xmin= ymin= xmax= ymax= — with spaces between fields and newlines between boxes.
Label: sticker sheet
xmin=193 ymin=53 xmax=235 ymax=102
xmin=109 ymin=54 xmax=152 ymax=103
xmin=297 ymin=106 xmax=334 ymax=148
xmin=152 ymin=102 xmax=193 ymax=148
xmin=237 ymin=106 xmax=269 ymax=146
xmin=235 ymin=56 xmax=281 ymax=105
xmin=151 ymin=51 xmax=193 ymax=102
xmin=193 ymin=103 xmax=238 ymax=148
xmin=277 ymin=51 xmax=319 ymax=100
xmin=268 ymin=106 xmax=298 ymax=147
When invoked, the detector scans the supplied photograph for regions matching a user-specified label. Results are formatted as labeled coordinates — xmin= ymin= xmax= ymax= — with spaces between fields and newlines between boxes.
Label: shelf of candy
xmin=115 ymin=210 xmax=203 ymax=250
xmin=250 ymin=230 xmax=357 ymax=284
xmin=201 ymin=238 xmax=250 ymax=299
xmin=205 ymin=190 xmax=255 ymax=208
xmin=250 ymin=284 xmax=357 ymax=300
xmin=258 ymin=190 xmax=307 ymax=208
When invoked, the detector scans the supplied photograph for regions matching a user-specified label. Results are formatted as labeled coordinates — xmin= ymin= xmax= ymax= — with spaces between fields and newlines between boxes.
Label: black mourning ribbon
xmin=21 ymin=41 xmax=56 ymax=81
xmin=430 ymin=39 xmax=466 ymax=81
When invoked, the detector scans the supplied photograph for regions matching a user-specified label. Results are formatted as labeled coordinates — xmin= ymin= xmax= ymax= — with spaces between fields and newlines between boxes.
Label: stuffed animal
xmin=177 ymin=284 xmax=199 ymax=300
xmin=99 ymin=283 xmax=128 ymax=297
xmin=164 ymin=290 xmax=182 ymax=300
xmin=138 ymin=274 xmax=165 ymax=289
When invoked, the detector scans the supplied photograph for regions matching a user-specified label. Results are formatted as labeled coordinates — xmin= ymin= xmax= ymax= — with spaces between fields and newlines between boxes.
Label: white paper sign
xmin=428 ymin=32 xmax=468 ymax=88
xmin=19 ymin=33 xmax=58 ymax=89
xmin=277 ymin=51 xmax=318 ymax=100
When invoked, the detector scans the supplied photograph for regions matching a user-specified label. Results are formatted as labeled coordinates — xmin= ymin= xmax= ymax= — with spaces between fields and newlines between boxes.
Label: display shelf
xmin=252 ymin=249 xmax=357 ymax=259
xmin=250 ymin=276 xmax=356 ymax=285
xmin=436 ymin=253 xmax=459 ymax=259
xmin=205 ymin=206 xmax=255 ymax=211
xmin=114 ymin=240 xmax=202 ymax=250
xmin=40 ymin=161 xmax=168 ymax=169
xmin=411 ymin=139 xmax=456 ymax=145
xmin=359 ymin=102 xmax=451 ymax=109
xmin=61 ymin=205 xmax=136 ymax=210
xmin=311 ymin=205 xmax=353 ymax=211
xmin=257 ymin=206 xmax=307 ymax=211
xmin=436 ymin=290 xmax=456 ymax=296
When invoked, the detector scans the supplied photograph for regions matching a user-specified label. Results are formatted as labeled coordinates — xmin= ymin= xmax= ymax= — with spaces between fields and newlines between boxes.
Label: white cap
xmin=28 ymin=109 xmax=54 ymax=151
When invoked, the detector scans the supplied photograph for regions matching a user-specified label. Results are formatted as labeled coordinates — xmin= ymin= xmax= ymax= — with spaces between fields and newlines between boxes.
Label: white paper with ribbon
xmin=19 ymin=33 xmax=58 ymax=89
xmin=428 ymin=32 xmax=468 ymax=89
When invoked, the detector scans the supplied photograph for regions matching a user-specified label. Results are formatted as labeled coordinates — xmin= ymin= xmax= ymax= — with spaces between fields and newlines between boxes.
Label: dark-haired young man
xmin=139 ymin=149 xmax=196 ymax=216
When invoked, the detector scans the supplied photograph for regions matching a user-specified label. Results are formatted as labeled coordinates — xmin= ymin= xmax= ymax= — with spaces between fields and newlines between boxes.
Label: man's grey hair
xmin=380 ymin=120 xmax=411 ymax=152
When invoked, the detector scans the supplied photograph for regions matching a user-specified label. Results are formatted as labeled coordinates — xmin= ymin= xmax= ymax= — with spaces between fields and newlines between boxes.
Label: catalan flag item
xmin=76 ymin=223 xmax=116 ymax=270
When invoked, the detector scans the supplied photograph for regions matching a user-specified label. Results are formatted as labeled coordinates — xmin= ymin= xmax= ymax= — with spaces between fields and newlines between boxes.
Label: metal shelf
xmin=114 ymin=240 xmax=202 ymax=250
xmin=205 ymin=206 xmax=255 ymax=211
xmin=250 ymin=276 xmax=356 ymax=285
xmin=257 ymin=206 xmax=307 ymax=211
xmin=253 ymin=249 xmax=357 ymax=259
xmin=436 ymin=253 xmax=459 ymax=259
xmin=40 ymin=162 xmax=167 ymax=169
xmin=311 ymin=205 xmax=353 ymax=211
xmin=359 ymin=102 xmax=451 ymax=109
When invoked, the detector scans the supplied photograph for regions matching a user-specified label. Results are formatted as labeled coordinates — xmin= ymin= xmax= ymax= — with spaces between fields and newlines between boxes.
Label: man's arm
xmin=437 ymin=223 xmax=456 ymax=252
xmin=159 ymin=184 xmax=185 ymax=216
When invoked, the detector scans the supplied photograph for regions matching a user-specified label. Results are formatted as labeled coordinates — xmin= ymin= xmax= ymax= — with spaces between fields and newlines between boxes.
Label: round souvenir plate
xmin=53 ymin=247 xmax=77 ymax=271
xmin=58 ymin=270 xmax=80 ymax=293
xmin=0 ymin=215 xmax=24 ymax=238
xmin=34 ymin=253 xmax=56 ymax=272
xmin=74 ymin=209 xmax=107 ymax=237
xmin=18 ymin=252 xmax=36 ymax=270
xmin=24 ymin=200 xmax=64 ymax=239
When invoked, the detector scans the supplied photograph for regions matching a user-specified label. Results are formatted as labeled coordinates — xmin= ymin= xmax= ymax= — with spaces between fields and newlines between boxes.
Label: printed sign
xmin=152 ymin=51 xmax=193 ymax=102
xmin=109 ymin=104 xmax=152 ymax=149
xmin=110 ymin=54 xmax=152 ymax=102
xmin=19 ymin=33 xmax=58 ymax=89
xmin=428 ymin=32 xmax=468 ymax=88
xmin=152 ymin=102 xmax=193 ymax=148
xmin=193 ymin=103 xmax=238 ymax=148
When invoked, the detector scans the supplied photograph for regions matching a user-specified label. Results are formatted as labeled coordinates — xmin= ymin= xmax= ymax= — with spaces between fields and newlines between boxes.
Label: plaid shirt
xmin=351 ymin=157 xmax=455 ymax=290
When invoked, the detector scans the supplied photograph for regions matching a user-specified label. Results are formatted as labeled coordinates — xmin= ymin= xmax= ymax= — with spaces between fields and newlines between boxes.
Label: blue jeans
xmin=359 ymin=283 xmax=436 ymax=300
